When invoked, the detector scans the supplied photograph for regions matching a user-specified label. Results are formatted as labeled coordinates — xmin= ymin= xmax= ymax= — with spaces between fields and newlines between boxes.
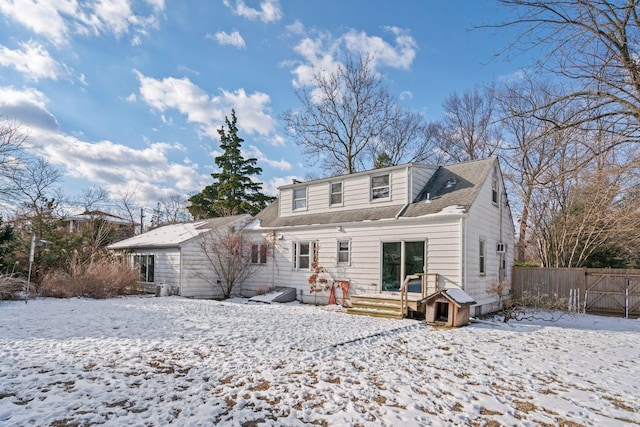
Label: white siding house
xmin=108 ymin=215 xmax=251 ymax=299
xmin=244 ymin=158 xmax=515 ymax=316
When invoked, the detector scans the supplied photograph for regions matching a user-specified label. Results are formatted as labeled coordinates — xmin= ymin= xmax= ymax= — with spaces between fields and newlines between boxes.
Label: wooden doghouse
xmin=422 ymin=288 xmax=476 ymax=327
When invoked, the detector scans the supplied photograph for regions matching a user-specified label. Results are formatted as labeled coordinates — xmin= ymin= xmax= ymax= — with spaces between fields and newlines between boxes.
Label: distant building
xmin=63 ymin=210 xmax=135 ymax=242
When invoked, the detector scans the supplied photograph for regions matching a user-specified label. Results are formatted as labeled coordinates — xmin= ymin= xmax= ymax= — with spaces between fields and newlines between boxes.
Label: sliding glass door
xmin=381 ymin=240 xmax=425 ymax=293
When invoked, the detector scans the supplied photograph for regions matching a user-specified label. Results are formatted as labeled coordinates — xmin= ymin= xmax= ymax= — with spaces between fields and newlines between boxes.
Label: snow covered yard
xmin=0 ymin=297 xmax=639 ymax=426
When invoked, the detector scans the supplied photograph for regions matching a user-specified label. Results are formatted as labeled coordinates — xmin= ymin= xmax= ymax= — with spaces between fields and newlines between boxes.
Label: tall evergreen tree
xmin=188 ymin=110 xmax=271 ymax=219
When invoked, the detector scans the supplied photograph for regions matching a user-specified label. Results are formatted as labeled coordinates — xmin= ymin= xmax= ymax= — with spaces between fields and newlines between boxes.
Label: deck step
xmin=348 ymin=295 xmax=404 ymax=319
xmin=347 ymin=306 xmax=403 ymax=319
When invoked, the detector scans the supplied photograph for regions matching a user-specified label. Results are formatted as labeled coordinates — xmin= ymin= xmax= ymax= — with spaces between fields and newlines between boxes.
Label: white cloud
xmin=289 ymin=26 xmax=418 ymax=88
xmin=0 ymin=86 xmax=206 ymax=205
xmin=223 ymin=0 xmax=282 ymax=23
xmin=208 ymin=31 xmax=246 ymax=49
xmin=0 ymin=40 xmax=63 ymax=81
xmin=344 ymin=27 xmax=417 ymax=70
xmin=0 ymin=0 xmax=166 ymax=46
xmin=39 ymin=133 xmax=207 ymax=203
xmin=399 ymin=90 xmax=413 ymax=101
xmin=263 ymin=175 xmax=300 ymax=196
xmin=285 ymin=20 xmax=305 ymax=36
xmin=0 ymin=86 xmax=58 ymax=131
xmin=134 ymin=71 xmax=276 ymax=139
xmin=245 ymin=145 xmax=291 ymax=171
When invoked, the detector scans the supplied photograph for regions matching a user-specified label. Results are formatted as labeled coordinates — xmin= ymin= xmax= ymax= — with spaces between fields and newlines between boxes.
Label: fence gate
xmin=584 ymin=270 xmax=640 ymax=318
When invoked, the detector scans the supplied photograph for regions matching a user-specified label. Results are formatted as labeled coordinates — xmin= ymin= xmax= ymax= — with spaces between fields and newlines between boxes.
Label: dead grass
xmin=0 ymin=274 xmax=27 ymax=300
xmin=40 ymin=254 xmax=139 ymax=299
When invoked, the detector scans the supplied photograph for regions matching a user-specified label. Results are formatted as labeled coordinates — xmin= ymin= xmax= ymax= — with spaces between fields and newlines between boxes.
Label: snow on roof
xmin=443 ymin=288 xmax=476 ymax=306
xmin=108 ymin=215 xmax=250 ymax=249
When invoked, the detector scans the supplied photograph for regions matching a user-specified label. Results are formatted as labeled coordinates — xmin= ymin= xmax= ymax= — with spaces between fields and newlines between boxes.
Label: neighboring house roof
xmin=108 ymin=215 xmax=249 ymax=250
xmin=64 ymin=210 xmax=134 ymax=225
xmin=255 ymin=157 xmax=496 ymax=228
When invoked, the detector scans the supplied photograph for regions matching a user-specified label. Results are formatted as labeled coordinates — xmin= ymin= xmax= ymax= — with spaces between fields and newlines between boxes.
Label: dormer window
xmin=371 ymin=174 xmax=390 ymax=200
xmin=330 ymin=182 xmax=343 ymax=206
xmin=293 ymin=187 xmax=307 ymax=211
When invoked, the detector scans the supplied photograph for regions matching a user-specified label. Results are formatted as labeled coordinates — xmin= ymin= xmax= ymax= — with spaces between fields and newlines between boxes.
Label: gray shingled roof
xmin=255 ymin=157 xmax=496 ymax=228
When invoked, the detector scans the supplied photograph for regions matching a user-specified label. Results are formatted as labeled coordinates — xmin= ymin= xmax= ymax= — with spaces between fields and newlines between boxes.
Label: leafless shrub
xmin=41 ymin=254 xmax=140 ymax=299
xmin=198 ymin=219 xmax=270 ymax=299
xmin=501 ymin=290 xmax=569 ymax=323
xmin=255 ymin=286 xmax=271 ymax=296
xmin=0 ymin=274 xmax=27 ymax=300
xmin=486 ymin=278 xmax=511 ymax=310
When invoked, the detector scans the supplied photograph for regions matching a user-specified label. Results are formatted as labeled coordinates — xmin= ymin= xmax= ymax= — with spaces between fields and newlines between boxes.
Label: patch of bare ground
xmin=532 ymin=421 xmax=555 ymax=427
xmin=298 ymin=419 xmax=328 ymax=427
xmin=219 ymin=375 xmax=234 ymax=384
xmin=250 ymin=380 xmax=270 ymax=391
xmin=604 ymin=396 xmax=636 ymax=412
xmin=513 ymin=400 xmax=537 ymax=413
xmin=241 ymin=419 xmax=265 ymax=427
xmin=373 ymin=395 xmax=386 ymax=405
xmin=324 ymin=376 xmax=340 ymax=384
xmin=420 ymin=405 xmax=438 ymax=415
xmin=51 ymin=419 xmax=81 ymax=427
xmin=556 ymin=418 xmax=588 ymax=427
xmin=470 ymin=419 xmax=503 ymax=427
xmin=451 ymin=402 xmax=464 ymax=412
xmin=480 ymin=407 xmax=503 ymax=416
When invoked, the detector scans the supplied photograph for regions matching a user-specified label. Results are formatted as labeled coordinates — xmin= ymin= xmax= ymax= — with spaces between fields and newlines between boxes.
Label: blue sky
xmin=0 ymin=0 xmax=527 ymax=211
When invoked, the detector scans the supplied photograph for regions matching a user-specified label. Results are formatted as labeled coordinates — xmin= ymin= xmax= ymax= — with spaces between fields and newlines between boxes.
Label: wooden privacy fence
xmin=512 ymin=267 xmax=640 ymax=318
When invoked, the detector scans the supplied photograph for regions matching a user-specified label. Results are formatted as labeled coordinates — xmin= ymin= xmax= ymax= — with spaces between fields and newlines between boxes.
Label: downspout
xmin=271 ymin=230 xmax=276 ymax=290
xmin=179 ymin=246 xmax=183 ymax=296
xmin=461 ymin=217 xmax=466 ymax=291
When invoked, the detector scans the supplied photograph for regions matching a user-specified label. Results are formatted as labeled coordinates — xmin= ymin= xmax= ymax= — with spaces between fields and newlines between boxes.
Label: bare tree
xmin=369 ymin=108 xmax=442 ymax=167
xmin=526 ymin=124 xmax=640 ymax=268
xmin=10 ymin=157 xmax=62 ymax=221
xmin=434 ymin=85 xmax=501 ymax=163
xmin=198 ymin=220 xmax=269 ymax=298
xmin=497 ymin=76 xmax=576 ymax=262
xmin=0 ymin=117 xmax=29 ymax=201
xmin=113 ymin=189 xmax=142 ymax=235
xmin=283 ymin=52 xmax=398 ymax=175
xmin=78 ymin=187 xmax=109 ymax=212
xmin=494 ymin=0 xmax=640 ymax=142
xmin=157 ymin=195 xmax=192 ymax=225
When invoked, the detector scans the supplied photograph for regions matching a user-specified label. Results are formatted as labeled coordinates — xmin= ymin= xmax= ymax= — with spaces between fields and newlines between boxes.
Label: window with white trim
xmin=294 ymin=241 xmax=316 ymax=270
xmin=293 ymin=187 xmax=307 ymax=211
xmin=337 ymin=240 xmax=350 ymax=265
xmin=251 ymin=243 xmax=268 ymax=264
xmin=133 ymin=254 xmax=154 ymax=283
xmin=330 ymin=182 xmax=343 ymax=205
xmin=371 ymin=174 xmax=390 ymax=200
